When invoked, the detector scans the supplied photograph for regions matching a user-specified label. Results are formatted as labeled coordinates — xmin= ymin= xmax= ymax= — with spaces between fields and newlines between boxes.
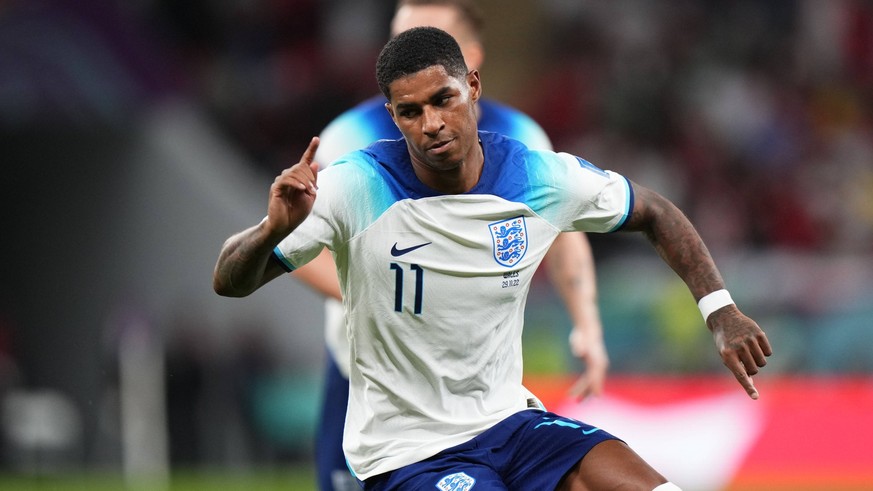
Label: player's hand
xmin=707 ymin=306 xmax=772 ymax=399
xmin=264 ymin=137 xmax=320 ymax=237
xmin=567 ymin=326 xmax=609 ymax=400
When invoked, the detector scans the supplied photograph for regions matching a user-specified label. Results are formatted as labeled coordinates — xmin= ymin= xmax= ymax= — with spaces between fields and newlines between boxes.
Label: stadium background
xmin=2 ymin=0 xmax=872 ymax=489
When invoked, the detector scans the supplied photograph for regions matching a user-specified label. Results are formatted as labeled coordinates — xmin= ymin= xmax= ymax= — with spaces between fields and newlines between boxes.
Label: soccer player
xmin=214 ymin=26 xmax=771 ymax=491
xmin=293 ymin=1 xmax=608 ymax=488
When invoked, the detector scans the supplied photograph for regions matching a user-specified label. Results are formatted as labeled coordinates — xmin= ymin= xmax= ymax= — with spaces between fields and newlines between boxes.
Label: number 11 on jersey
xmin=390 ymin=263 xmax=424 ymax=314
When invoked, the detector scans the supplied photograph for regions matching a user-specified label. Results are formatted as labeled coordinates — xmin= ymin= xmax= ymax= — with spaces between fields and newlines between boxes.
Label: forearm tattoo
xmin=631 ymin=199 xmax=724 ymax=300
xmin=215 ymin=227 xmax=276 ymax=295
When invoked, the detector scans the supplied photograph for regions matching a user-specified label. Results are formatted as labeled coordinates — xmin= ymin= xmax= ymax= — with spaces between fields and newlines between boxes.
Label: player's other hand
xmin=265 ymin=137 xmax=320 ymax=237
xmin=708 ymin=306 xmax=773 ymax=400
xmin=567 ymin=327 xmax=609 ymax=400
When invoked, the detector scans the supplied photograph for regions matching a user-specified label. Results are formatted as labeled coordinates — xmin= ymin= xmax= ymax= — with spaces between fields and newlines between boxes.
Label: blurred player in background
xmin=291 ymin=1 xmax=608 ymax=489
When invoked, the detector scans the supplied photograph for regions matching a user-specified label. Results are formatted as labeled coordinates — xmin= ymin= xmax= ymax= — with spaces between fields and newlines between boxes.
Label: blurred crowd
xmin=138 ymin=0 xmax=873 ymax=256
xmin=526 ymin=1 xmax=873 ymax=256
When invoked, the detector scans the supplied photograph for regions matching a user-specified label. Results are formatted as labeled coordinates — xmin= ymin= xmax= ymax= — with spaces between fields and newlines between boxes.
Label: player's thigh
xmin=557 ymin=440 xmax=667 ymax=491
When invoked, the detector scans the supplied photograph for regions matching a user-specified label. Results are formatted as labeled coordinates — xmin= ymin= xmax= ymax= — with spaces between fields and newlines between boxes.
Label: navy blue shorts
xmin=363 ymin=409 xmax=619 ymax=491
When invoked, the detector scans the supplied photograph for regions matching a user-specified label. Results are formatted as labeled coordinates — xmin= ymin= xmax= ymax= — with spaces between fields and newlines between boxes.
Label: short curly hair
xmin=376 ymin=26 xmax=468 ymax=100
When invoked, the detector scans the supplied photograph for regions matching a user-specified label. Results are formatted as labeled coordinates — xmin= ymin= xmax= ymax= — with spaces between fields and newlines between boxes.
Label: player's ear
xmin=466 ymin=70 xmax=481 ymax=103
xmin=384 ymin=102 xmax=396 ymax=122
xmin=384 ymin=102 xmax=403 ymax=130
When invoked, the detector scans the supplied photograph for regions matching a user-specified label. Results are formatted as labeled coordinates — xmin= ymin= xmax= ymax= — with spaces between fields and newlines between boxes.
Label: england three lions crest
xmin=489 ymin=216 xmax=527 ymax=267
xmin=436 ymin=472 xmax=476 ymax=490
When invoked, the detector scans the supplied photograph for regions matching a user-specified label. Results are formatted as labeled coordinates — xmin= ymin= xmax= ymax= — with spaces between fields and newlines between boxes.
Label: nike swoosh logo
xmin=582 ymin=427 xmax=601 ymax=435
xmin=390 ymin=241 xmax=432 ymax=257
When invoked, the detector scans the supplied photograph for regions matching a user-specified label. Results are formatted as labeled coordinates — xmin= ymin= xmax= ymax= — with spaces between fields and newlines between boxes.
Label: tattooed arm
xmin=213 ymin=137 xmax=320 ymax=297
xmin=622 ymin=181 xmax=772 ymax=399
xmin=213 ymin=221 xmax=291 ymax=297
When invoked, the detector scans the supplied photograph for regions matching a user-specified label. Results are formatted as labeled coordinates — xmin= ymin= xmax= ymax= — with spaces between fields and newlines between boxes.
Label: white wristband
xmin=698 ymin=289 xmax=734 ymax=322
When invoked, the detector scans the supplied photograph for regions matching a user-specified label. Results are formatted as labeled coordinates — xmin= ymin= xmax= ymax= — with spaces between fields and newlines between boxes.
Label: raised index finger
xmin=302 ymin=136 xmax=320 ymax=167
xmin=298 ymin=136 xmax=320 ymax=192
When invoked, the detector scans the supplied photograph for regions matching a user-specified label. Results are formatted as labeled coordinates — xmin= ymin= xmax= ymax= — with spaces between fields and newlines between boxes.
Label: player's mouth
xmin=427 ymin=138 xmax=454 ymax=155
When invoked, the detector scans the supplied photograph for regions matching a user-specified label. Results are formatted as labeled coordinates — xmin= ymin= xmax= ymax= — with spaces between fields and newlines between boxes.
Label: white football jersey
xmin=273 ymin=131 xmax=632 ymax=480
xmin=315 ymin=97 xmax=553 ymax=378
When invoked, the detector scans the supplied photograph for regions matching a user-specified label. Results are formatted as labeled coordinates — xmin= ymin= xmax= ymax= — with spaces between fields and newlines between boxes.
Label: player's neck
xmin=411 ymin=139 xmax=484 ymax=194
